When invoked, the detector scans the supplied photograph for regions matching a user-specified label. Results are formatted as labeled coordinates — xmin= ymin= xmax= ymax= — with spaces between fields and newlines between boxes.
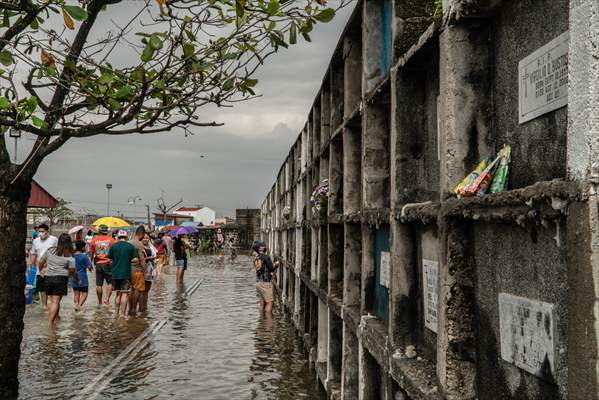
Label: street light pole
xmin=9 ymin=128 xmax=21 ymax=163
xmin=106 ymin=184 xmax=112 ymax=216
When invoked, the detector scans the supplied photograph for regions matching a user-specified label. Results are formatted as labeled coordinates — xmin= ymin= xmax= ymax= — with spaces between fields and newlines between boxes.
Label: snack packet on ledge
xmin=459 ymin=154 xmax=501 ymax=197
xmin=489 ymin=145 xmax=511 ymax=194
xmin=452 ymin=158 xmax=491 ymax=195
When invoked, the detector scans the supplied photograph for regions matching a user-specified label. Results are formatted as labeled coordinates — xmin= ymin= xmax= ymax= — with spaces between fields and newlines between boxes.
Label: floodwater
xmin=19 ymin=255 xmax=324 ymax=400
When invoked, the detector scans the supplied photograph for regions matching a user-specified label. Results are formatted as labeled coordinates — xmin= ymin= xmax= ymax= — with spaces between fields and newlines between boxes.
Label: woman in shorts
xmin=39 ymin=234 xmax=77 ymax=325
xmin=173 ymin=235 xmax=187 ymax=284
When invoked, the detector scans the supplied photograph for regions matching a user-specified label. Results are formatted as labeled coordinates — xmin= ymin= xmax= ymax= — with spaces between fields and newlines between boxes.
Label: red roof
xmin=176 ymin=207 xmax=203 ymax=212
xmin=28 ymin=180 xmax=59 ymax=209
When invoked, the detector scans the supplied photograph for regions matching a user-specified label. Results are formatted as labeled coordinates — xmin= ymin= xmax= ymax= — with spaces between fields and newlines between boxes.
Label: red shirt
xmin=90 ymin=235 xmax=116 ymax=265
xmin=155 ymin=242 xmax=166 ymax=254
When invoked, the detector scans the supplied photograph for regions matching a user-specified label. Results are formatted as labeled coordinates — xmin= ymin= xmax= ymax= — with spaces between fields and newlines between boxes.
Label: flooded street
xmin=19 ymin=256 xmax=323 ymax=400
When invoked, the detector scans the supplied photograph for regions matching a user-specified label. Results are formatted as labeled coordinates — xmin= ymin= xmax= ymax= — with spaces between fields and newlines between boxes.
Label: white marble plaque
xmin=518 ymin=31 xmax=569 ymax=124
xmin=422 ymin=259 xmax=438 ymax=333
xmin=380 ymin=251 xmax=390 ymax=288
xmin=499 ymin=293 xmax=556 ymax=379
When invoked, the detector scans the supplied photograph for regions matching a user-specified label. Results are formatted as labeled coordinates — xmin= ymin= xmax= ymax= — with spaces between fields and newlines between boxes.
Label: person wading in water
xmin=253 ymin=241 xmax=279 ymax=315
xmin=128 ymin=226 xmax=147 ymax=316
xmin=89 ymin=224 xmax=116 ymax=305
xmin=108 ymin=230 xmax=139 ymax=318
xmin=38 ymin=234 xmax=77 ymax=325
xmin=29 ymin=223 xmax=58 ymax=309
xmin=173 ymin=234 xmax=188 ymax=284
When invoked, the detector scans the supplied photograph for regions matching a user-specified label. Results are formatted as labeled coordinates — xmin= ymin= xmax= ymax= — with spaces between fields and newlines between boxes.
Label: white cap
xmin=117 ymin=230 xmax=128 ymax=238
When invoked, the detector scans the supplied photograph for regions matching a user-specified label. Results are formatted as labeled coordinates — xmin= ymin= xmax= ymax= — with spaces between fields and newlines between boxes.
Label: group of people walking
xmin=28 ymin=223 xmax=191 ymax=324
xmin=27 ymin=222 xmax=281 ymax=326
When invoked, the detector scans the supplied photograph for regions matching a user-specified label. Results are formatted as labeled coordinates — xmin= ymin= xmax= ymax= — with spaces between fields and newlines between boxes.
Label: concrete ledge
xmin=389 ymin=354 xmax=442 ymax=400
xmin=359 ymin=315 xmax=390 ymax=371
xmin=328 ymin=293 xmax=343 ymax=319
xmin=395 ymin=179 xmax=580 ymax=225
xmin=361 ymin=208 xmax=391 ymax=226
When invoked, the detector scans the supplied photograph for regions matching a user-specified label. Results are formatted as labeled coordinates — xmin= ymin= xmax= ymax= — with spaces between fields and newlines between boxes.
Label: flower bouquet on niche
xmin=310 ymin=179 xmax=329 ymax=218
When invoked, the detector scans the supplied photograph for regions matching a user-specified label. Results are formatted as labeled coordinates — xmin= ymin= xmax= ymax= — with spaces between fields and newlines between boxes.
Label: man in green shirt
xmin=108 ymin=230 xmax=139 ymax=318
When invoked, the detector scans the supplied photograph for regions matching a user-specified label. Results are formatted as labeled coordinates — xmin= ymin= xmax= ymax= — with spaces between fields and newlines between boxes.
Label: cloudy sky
xmin=26 ymin=1 xmax=356 ymax=219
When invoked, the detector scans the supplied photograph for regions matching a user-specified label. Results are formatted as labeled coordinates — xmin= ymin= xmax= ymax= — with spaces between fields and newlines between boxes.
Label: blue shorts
xmin=176 ymin=259 xmax=185 ymax=268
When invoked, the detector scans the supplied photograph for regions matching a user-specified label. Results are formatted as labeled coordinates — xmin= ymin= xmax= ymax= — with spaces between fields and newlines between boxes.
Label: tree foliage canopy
xmin=0 ymin=0 xmax=346 ymax=184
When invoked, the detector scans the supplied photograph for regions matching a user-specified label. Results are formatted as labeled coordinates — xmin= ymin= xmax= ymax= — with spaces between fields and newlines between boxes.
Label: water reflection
xmin=19 ymin=256 xmax=322 ymax=399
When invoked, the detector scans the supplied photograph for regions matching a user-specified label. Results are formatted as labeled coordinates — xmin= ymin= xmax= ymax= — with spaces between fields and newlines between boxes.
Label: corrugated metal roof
xmin=176 ymin=207 xmax=203 ymax=212
xmin=28 ymin=180 xmax=59 ymax=209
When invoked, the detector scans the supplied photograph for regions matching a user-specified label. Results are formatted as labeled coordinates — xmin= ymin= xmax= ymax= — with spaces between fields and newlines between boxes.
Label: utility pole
xmin=106 ymin=184 xmax=112 ymax=216
xmin=145 ymin=204 xmax=152 ymax=231
xmin=9 ymin=128 xmax=20 ymax=163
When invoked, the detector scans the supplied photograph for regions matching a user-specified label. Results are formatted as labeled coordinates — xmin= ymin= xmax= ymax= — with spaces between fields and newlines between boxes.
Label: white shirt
xmin=30 ymin=235 xmax=58 ymax=274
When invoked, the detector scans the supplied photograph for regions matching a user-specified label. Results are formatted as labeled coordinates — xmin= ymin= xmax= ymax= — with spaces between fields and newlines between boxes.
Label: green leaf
xmin=107 ymin=98 xmax=122 ymax=111
xmin=245 ymin=78 xmax=258 ymax=87
xmin=289 ymin=23 xmax=297 ymax=45
xmin=267 ymin=0 xmax=279 ymax=16
xmin=2 ymin=10 xmax=9 ymax=28
xmin=85 ymin=96 xmax=97 ymax=110
xmin=270 ymin=32 xmax=288 ymax=48
xmin=266 ymin=20 xmax=276 ymax=32
xmin=26 ymin=96 xmax=38 ymax=113
xmin=222 ymin=78 xmax=235 ymax=91
xmin=149 ymin=34 xmax=163 ymax=51
xmin=99 ymin=71 xmax=114 ymax=85
xmin=30 ymin=16 xmax=39 ymax=30
xmin=113 ymin=85 xmax=132 ymax=100
xmin=0 ymin=97 xmax=9 ymax=110
xmin=62 ymin=5 xmax=88 ymax=21
xmin=182 ymin=42 xmax=195 ymax=58
xmin=235 ymin=0 xmax=245 ymax=19
xmin=31 ymin=115 xmax=47 ymax=128
xmin=301 ymin=32 xmax=311 ymax=42
xmin=0 ymin=68 xmax=5 ymax=76
xmin=299 ymin=18 xmax=313 ymax=33
xmin=141 ymin=44 xmax=155 ymax=62
xmin=131 ymin=67 xmax=144 ymax=82
xmin=314 ymin=8 xmax=335 ymax=23
xmin=0 ymin=50 xmax=14 ymax=66
xmin=185 ymin=29 xmax=196 ymax=42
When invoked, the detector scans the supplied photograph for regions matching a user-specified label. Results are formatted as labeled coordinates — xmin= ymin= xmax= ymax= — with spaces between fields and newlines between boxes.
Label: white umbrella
xmin=68 ymin=225 xmax=84 ymax=235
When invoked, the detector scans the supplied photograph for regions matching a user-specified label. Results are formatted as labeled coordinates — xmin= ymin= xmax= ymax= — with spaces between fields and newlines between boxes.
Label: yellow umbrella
xmin=92 ymin=216 xmax=130 ymax=229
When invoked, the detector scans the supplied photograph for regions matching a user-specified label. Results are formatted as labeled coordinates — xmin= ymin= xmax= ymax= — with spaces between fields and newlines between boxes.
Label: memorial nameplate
xmin=423 ymin=259 xmax=438 ymax=333
xmin=518 ymin=31 xmax=569 ymax=124
xmin=499 ymin=293 xmax=556 ymax=379
xmin=380 ymin=251 xmax=390 ymax=288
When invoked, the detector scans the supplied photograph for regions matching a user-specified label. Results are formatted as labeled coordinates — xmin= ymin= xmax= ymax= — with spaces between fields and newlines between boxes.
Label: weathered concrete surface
xmin=261 ymin=0 xmax=599 ymax=399
xmin=438 ymin=22 xmax=493 ymax=196
xmin=393 ymin=40 xmax=440 ymax=205
xmin=437 ymin=220 xmax=476 ymax=399
xmin=474 ymin=220 xmax=568 ymax=399
xmin=492 ymin=0 xmax=569 ymax=189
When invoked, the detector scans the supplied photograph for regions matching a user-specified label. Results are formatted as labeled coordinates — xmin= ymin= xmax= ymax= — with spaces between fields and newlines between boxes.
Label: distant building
xmin=153 ymin=213 xmax=193 ymax=227
xmin=236 ymin=208 xmax=260 ymax=247
xmin=27 ymin=180 xmax=59 ymax=225
xmin=174 ymin=206 xmax=216 ymax=226
xmin=215 ymin=216 xmax=236 ymax=225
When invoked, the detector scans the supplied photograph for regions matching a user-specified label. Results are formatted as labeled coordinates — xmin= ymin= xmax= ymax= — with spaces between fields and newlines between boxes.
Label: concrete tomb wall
xmin=261 ymin=0 xmax=599 ymax=398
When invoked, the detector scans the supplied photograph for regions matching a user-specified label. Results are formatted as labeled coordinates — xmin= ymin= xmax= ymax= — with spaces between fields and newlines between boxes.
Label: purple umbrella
xmin=168 ymin=226 xmax=198 ymax=236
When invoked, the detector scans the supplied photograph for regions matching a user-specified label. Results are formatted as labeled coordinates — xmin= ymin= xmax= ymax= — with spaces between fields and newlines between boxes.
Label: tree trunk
xmin=0 ymin=177 xmax=31 ymax=399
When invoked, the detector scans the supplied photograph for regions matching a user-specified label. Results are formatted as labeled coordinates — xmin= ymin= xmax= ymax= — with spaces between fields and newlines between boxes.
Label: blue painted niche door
xmin=374 ymin=225 xmax=390 ymax=321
